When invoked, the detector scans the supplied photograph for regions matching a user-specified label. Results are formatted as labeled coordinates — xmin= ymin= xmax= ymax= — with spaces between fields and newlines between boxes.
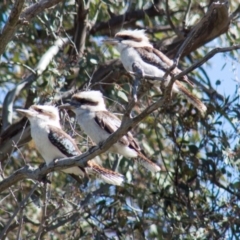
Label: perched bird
xmin=16 ymin=105 xmax=124 ymax=186
xmin=60 ymin=90 xmax=161 ymax=173
xmin=103 ymin=29 xmax=207 ymax=115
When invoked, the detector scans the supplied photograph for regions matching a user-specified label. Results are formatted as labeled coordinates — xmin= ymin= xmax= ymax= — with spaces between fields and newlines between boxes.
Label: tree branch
xmin=0 ymin=0 xmax=25 ymax=56
xmin=19 ymin=0 xmax=63 ymax=23
xmin=0 ymin=0 xmax=63 ymax=57
xmin=0 ymin=94 xmax=167 ymax=193
xmin=0 ymin=182 xmax=39 ymax=239
xmin=0 ymin=121 xmax=31 ymax=162
xmin=66 ymin=0 xmax=90 ymax=87
xmin=165 ymin=0 xmax=183 ymax=38
xmin=173 ymin=45 xmax=240 ymax=81
xmin=172 ymin=0 xmax=230 ymax=66
xmin=0 ymin=38 xmax=69 ymax=161
xmin=70 ymin=0 xmax=90 ymax=58
xmin=163 ymin=1 xmax=230 ymax=58
xmin=90 ymin=4 xmax=164 ymax=35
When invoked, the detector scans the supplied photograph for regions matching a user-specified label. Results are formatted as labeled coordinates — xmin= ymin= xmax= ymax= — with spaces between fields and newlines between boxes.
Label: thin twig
xmin=0 ymin=182 xmax=39 ymax=239
xmin=182 ymin=0 xmax=192 ymax=29
xmin=165 ymin=0 xmax=183 ymax=38
xmin=36 ymin=183 xmax=49 ymax=239
xmin=90 ymin=4 xmax=163 ymax=34
xmin=173 ymin=0 xmax=229 ymax=66
xmin=173 ymin=45 xmax=240 ymax=81
xmin=0 ymin=94 xmax=167 ymax=193
xmin=0 ymin=0 xmax=25 ymax=56
xmin=90 ymin=70 xmax=114 ymax=88
xmin=1 ymin=38 xmax=69 ymax=133
xmin=119 ymin=0 xmax=133 ymax=31
xmin=1 ymin=61 xmax=36 ymax=74
xmin=16 ymin=206 xmax=24 ymax=240
xmin=112 ymin=154 xmax=121 ymax=172
xmin=19 ymin=0 xmax=63 ymax=23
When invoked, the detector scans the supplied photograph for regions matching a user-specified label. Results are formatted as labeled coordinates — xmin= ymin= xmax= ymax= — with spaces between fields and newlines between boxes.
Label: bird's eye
xmin=121 ymin=36 xmax=130 ymax=40
xmin=36 ymin=108 xmax=43 ymax=113
xmin=77 ymin=99 xmax=88 ymax=104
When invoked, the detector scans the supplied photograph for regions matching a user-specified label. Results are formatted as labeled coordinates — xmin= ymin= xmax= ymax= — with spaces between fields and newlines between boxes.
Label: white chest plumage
xmin=75 ymin=110 xmax=138 ymax=158
xmin=76 ymin=111 xmax=109 ymax=144
xmin=119 ymin=46 xmax=166 ymax=78
xmin=30 ymin=121 xmax=65 ymax=164
xmin=30 ymin=121 xmax=83 ymax=176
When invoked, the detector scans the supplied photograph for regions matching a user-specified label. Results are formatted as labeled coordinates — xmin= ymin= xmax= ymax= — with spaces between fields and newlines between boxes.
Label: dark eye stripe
xmin=116 ymin=34 xmax=142 ymax=42
xmin=31 ymin=105 xmax=43 ymax=113
xmin=72 ymin=98 xmax=98 ymax=106
xmin=31 ymin=105 xmax=58 ymax=120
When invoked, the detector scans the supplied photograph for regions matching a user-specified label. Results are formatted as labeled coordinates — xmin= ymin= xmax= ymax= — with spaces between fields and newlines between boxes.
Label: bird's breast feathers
xmin=120 ymin=46 xmax=166 ymax=78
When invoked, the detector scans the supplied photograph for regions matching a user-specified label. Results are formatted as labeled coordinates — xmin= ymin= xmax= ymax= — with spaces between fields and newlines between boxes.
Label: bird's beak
xmin=16 ymin=109 xmax=35 ymax=117
xmin=102 ymin=38 xmax=119 ymax=45
xmin=59 ymin=102 xmax=76 ymax=110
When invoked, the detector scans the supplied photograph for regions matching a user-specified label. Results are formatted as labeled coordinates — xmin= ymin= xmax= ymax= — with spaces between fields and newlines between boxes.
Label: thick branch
xmin=90 ymin=4 xmax=164 ymax=35
xmin=173 ymin=1 xmax=230 ymax=65
xmin=0 ymin=38 xmax=69 ymax=160
xmin=0 ymin=96 xmax=166 ymax=192
xmin=173 ymin=45 xmax=240 ymax=81
xmin=0 ymin=183 xmax=39 ymax=239
xmin=66 ymin=0 xmax=90 ymax=86
xmin=0 ymin=0 xmax=25 ymax=56
xmin=0 ymin=0 xmax=63 ymax=57
xmin=155 ymin=1 xmax=231 ymax=58
xmin=0 ymin=123 xmax=31 ymax=162
xmin=161 ymin=1 xmax=230 ymax=58
xmin=19 ymin=0 xmax=63 ymax=23
xmin=70 ymin=0 xmax=90 ymax=58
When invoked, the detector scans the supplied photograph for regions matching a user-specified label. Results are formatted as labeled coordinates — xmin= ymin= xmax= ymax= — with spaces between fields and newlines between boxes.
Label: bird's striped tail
xmin=86 ymin=161 xmax=125 ymax=186
xmin=137 ymin=152 xmax=161 ymax=173
xmin=175 ymin=81 xmax=207 ymax=116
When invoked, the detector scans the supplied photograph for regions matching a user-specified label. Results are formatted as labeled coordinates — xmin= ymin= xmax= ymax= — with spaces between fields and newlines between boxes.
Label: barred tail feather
xmin=86 ymin=162 xmax=125 ymax=186
xmin=137 ymin=152 xmax=161 ymax=173
xmin=175 ymin=81 xmax=207 ymax=116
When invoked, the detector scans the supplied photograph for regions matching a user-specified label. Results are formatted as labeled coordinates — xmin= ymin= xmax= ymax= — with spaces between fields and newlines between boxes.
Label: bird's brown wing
xmin=48 ymin=125 xmax=81 ymax=157
xmin=94 ymin=112 xmax=161 ymax=172
xmin=94 ymin=111 xmax=141 ymax=151
xmin=136 ymin=47 xmax=169 ymax=72
xmin=135 ymin=47 xmax=193 ymax=86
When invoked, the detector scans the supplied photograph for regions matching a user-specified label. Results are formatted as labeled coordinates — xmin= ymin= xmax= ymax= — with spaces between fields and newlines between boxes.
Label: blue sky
xmin=203 ymin=52 xmax=239 ymax=97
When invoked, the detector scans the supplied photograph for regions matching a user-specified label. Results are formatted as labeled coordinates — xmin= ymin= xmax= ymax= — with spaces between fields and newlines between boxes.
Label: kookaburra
xmin=16 ymin=105 xmax=124 ymax=186
xmin=103 ymin=29 xmax=207 ymax=115
xmin=60 ymin=90 xmax=161 ymax=173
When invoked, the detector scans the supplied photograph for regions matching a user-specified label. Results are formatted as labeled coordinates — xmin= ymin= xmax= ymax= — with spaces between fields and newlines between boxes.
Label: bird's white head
xmin=60 ymin=90 xmax=107 ymax=113
xmin=16 ymin=105 xmax=60 ymax=126
xmin=103 ymin=29 xmax=153 ymax=51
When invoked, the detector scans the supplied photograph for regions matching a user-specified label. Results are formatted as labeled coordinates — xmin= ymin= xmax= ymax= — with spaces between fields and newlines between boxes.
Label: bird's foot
xmin=132 ymin=62 xmax=145 ymax=79
xmin=53 ymin=158 xmax=59 ymax=165
xmin=89 ymin=145 xmax=97 ymax=153
xmin=39 ymin=174 xmax=51 ymax=184
xmin=98 ymin=141 xmax=105 ymax=150
xmin=38 ymin=163 xmax=51 ymax=184
xmin=38 ymin=162 xmax=46 ymax=169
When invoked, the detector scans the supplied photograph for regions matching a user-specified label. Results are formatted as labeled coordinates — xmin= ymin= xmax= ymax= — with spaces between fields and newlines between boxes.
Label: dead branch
xmin=0 ymin=182 xmax=39 ymax=239
xmin=0 ymin=95 xmax=166 ymax=193
xmin=173 ymin=45 xmax=240 ymax=81
xmin=0 ymin=0 xmax=63 ymax=57
xmin=0 ymin=38 xmax=69 ymax=161
xmin=90 ymin=4 xmax=164 ymax=35
xmin=161 ymin=0 xmax=230 ymax=58
xmin=19 ymin=0 xmax=63 ymax=23
xmin=0 ymin=0 xmax=25 ymax=56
